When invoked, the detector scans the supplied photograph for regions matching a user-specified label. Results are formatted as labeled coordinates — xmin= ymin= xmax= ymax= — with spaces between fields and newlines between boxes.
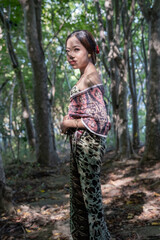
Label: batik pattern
xmin=70 ymin=130 xmax=111 ymax=240
xmin=68 ymin=84 xmax=111 ymax=137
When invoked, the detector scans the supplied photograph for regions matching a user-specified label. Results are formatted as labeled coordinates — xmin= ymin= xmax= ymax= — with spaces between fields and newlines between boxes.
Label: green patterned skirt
xmin=69 ymin=130 xmax=110 ymax=240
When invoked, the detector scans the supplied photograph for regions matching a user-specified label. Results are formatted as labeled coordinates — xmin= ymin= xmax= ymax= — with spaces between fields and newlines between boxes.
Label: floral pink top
xmin=68 ymin=84 xmax=111 ymax=137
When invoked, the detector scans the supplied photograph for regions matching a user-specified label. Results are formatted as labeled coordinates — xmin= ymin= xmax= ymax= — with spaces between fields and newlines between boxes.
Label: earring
xmin=88 ymin=54 xmax=91 ymax=58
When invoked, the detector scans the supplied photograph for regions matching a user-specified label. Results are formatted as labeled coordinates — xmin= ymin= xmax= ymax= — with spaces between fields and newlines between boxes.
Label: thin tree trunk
xmin=0 ymin=153 xmax=14 ymax=213
xmin=141 ymin=20 xmax=149 ymax=83
xmin=128 ymin=35 xmax=140 ymax=148
xmin=117 ymin=43 xmax=131 ymax=158
xmin=0 ymin=153 xmax=6 ymax=210
xmin=20 ymin=0 xmax=59 ymax=166
xmin=145 ymin=8 xmax=160 ymax=159
xmin=94 ymin=0 xmax=110 ymax=76
xmin=0 ymin=80 xmax=9 ymax=152
xmin=48 ymin=50 xmax=63 ymax=151
xmin=105 ymin=0 xmax=120 ymax=153
xmin=94 ymin=0 xmax=119 ymax=152
xmin=8 ymin=79 xmax=16 ymax=160
xmin=138 ymin=0 xmax=160 ymax=160
xmin=0 ymin=8 xmax=36 ymax=150
xmin=0 ymin=153 xmax=5 ymax=184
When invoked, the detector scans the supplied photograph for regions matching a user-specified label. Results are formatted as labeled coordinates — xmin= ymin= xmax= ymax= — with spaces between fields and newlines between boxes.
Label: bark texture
xmin=105 ymin=0 xmax=135 ymax=158
xmin=0 ymin=153 xmax=5 ymax=184
xmin=128 ymin=36 xmax=140 ymax=148
xmin=138 ymin=0 xmax=160 ymax=160
xmin=20 ymin=0 xmax=59 ymax=165
xmin=94 ymin=0 xmax=119 ymax=152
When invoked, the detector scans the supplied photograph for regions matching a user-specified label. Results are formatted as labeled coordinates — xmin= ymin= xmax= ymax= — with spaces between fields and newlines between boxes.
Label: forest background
xmin=0 ymin=0 xmax=160 ymax=239
xmin=0 ymin=0 xmax=160 ymax=169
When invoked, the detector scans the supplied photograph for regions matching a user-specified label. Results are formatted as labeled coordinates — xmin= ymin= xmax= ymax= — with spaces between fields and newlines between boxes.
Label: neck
xmin=80 ymin=61 xmax=95 ymax=76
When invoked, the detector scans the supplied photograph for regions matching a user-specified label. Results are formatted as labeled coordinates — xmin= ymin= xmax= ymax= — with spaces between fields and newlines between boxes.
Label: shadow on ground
xmin=0 ymin=149 xmax=160 ymax=239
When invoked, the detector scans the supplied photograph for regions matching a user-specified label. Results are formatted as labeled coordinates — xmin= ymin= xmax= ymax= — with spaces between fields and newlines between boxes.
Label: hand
xmin=60 ymin=120 xmax=69 ymax=134
xmin=63 ymin=115 xmax=69 ymax=121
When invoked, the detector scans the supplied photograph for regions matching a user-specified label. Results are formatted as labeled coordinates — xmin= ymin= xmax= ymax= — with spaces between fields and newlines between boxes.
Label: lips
xmin=69 ymin=61 xmax=76 ymax=65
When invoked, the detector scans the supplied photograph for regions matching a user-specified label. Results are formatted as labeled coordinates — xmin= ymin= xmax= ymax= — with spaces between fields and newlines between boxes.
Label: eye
xmin=66 ymin=49 xmax=70 ymax=54
xmin=74 ymin=48 xmax=80 ymax=52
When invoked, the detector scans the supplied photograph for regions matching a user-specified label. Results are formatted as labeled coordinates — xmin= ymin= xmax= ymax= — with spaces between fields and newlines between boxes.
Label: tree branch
xmin=0 ymin=79 xmax=9 ymax=93
xmin=44 ymin=7 xmax=77 ymax=52
xmin=125 ymin=0 xmax=135 ymax=40
xmin=0 ymin=8 xmax=19 ymax=68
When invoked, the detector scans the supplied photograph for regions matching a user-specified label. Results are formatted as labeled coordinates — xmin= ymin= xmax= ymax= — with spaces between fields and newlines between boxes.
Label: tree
xmin=0 ymin=151 xmax=6 ymax=210
xmin=0 ymin=152 xmax=14 ymax=213
xmin=19 ymin=0 xmax=59 ymax=166
xmin=138 ymin=0 xmax=160 ymax=160
xmin=1 ymin=0 xmax=158 ymax=164
xmin=0 ymin=8 xmax=36 ymax=150
xmin=128 ymin=32 xmax=140 ymax=148
xmin=95 ymin=0 xmax=136 ymax=159
xmin=0 ymin=152 xmax=5 ymax=185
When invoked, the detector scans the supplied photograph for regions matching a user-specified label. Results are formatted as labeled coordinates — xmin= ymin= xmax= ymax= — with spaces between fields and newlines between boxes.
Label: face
xmin=66 ymin=36 xmax=90 ymax=72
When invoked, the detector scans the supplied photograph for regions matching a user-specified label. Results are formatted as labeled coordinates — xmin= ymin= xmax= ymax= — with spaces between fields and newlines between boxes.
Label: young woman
xmin=60 ymin=30 xmax=111 ymax=240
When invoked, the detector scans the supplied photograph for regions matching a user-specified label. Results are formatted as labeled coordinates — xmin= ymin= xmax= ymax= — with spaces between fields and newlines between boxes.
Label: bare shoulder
xmin=85 ymin=72 xmax=102 ymax=87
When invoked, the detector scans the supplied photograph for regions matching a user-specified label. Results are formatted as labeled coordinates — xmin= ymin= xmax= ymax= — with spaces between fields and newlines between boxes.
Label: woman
xmin=60 ymin=30 xmax=111 ymax=240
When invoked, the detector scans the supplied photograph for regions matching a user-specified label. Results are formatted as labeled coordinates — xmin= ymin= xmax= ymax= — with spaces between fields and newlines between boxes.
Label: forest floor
xmin=0 ymin=147 xmax=160 ymax=240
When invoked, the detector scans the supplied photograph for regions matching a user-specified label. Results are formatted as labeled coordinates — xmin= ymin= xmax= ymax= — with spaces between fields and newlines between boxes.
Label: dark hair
xmin=66 ymin=30 xmax=97 ymax=65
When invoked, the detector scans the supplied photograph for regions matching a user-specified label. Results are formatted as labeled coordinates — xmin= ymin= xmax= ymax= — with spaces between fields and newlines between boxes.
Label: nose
xmin=67 ymin=51 xmax=75 ymax=59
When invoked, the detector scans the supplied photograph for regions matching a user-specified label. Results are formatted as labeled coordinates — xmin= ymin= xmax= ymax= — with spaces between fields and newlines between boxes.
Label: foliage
xmin=0 ymin=0 xmax=149 ymax=163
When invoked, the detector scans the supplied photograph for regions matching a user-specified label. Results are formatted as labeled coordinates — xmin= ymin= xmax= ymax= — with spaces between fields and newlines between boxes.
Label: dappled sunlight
xmin=153 ymin=39 xmax=160 ymax=56
xmin=100 ymin=152 xmax=160 ymax=239
xmin=0 ymin=159 xmax=71 ymax=239
xmin=1 ymin=151 xmax=160 ymax=239
xmin=22 ymin=109 xmax=29 ymax=119
xmin=135 ymin=196 xmax=160 ymax=221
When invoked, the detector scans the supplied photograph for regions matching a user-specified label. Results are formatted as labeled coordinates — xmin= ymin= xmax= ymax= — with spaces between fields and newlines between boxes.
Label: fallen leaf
xmin=151 ymin=222 xmax=160 ymax=226
xmin=40 ymin=190 xmax=45 ymax=193
xmin=154 ymin=192 xmax=160 ymax=197
xmin=127 ymin=213 xmax=134 ymax=219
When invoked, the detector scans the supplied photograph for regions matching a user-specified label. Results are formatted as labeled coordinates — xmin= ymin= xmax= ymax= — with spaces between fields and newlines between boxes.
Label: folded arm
xmin=60 ymin=118 xmax=86 ymax=134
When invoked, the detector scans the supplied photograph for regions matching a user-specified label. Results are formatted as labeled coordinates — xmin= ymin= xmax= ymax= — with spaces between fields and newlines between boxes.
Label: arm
xmin=60 ymin=118 xmax=86 ymax=134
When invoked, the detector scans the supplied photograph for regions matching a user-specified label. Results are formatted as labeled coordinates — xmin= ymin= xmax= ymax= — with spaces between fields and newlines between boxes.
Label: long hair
xmin=66 ymin=30 xmax=97 ymax=65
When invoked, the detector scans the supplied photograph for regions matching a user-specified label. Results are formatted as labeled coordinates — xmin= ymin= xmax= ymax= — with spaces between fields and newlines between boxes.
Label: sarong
xmin=70 ymin=130 xmax=111 ymax=240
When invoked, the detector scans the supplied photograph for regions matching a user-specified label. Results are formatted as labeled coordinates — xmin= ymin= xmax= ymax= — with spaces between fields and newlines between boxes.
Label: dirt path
xmin=0 ymin=151 xmax=160 ymax=239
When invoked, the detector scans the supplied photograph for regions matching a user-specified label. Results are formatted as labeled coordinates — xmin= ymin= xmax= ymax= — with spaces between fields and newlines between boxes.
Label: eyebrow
xmin=66 ymin=45 xmax=81 ymax=49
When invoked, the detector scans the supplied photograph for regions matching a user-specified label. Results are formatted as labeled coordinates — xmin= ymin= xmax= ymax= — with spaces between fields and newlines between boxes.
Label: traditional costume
xmin=68 ymin=84 xmax=111 ymax=240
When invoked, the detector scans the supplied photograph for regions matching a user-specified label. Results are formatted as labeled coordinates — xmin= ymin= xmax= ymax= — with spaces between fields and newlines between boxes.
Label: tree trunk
xmin=94 ymin=0 xmax=110 ymax=76
xmin=0 ymin=80 xmax=9 ymax=152
xmin=0 ymin=153 xmax=6 ymax=210
xmin=117 ymin=45 xmax=131 ymax=159
xmin=0 ymin=153 xmax=5 ymax=184
xmin=94 ymin=0 xmax=119 ymax=152
xmin=105 ymin=0 xmax=120 ymax=153
xmin=145 ymin=8 xmax=160 ymax=159
xmin=94 ymin=0 xmax=134 ymax=158
xmin=0 ymin=8 xmax=36 ymax=150
xmin=8 ymin=79 xmax=16 ymax=160
xmin=128 ymin=35 xmax=140 ymax=148
xmin=0 ymin=153 xmax=14 ymax=213
xmin=20 ymin=0 xmax=59 ymax=166
xmin=105 ymin=0 xmax=135 ymax=158
xmin=138 ymin=0 xmax=160 ymax=160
